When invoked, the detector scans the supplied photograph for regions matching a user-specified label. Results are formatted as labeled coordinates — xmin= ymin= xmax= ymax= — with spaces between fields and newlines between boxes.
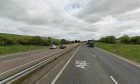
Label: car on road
xmin=60 ymin=44 xmax=66 ymax=49
xmin=50 ymin=44 xmax=57 ymax=49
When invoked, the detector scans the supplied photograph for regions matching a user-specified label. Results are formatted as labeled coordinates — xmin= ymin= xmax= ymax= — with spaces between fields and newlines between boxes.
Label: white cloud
xmin=0 ymin=0 xmax=140 ymax=40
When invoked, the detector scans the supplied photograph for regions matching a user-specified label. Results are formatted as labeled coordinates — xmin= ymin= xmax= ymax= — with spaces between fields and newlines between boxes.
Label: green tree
xmin=61 ymin=39 xmax=71 ymax=44
xmin=130 ymin=36 xmax=140 ymax=44
xmin=61 ymin=39 xmax=67 ymax=44
xmin=99 ymin=37 xmax=106 ymax=42
xmin=99 ymin=36 xmax=117 ymax=43
xmin=119 ymin=35 xmax=130 ymax=44
xmin=30 ymin=36 xmax=44 ymax=46
xmin=105 ymin=36 xmax=117 ymax=43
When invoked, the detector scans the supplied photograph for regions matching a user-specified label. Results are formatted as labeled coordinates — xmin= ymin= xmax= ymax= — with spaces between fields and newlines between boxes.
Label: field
xmin=95 ymin=42 xmax=140 ymax=63
xmin=0 ymin=45 xmax=47 ymax=56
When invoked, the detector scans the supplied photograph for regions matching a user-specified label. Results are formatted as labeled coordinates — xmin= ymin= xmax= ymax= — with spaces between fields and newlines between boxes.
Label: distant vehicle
xmin=60 ymin=44 xmax=66 ymax=49
xmin=50 ymin=44 xmax=57 ymax=49
xmin=87 ymin=40 xmax=94 ymax=47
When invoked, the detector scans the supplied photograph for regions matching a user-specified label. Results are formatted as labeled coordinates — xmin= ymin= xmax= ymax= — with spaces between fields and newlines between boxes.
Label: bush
xmin=98 ymin=35 xmax=140 ymax=45
xmin=17 ymin=36 xmax=49 ymax=46
xmin=130 ymin=36 xmax=140 ymax=44
xmin=0 ymin=36 xmax=14 ymax=46
xmin=99 ymin=36 xmax=117 ymax=43
xmin=17 ymin=38 xmax=31 ymax=45
xmin=119 ymin=35 xmax=130 ymax=44
xmin=0 ymin=33 xmax=72 ymax=46
xmin=61 ymin=39 xmax=71 ymax=44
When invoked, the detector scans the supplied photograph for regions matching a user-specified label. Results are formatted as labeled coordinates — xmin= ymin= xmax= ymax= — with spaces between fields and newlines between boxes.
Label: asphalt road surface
xmin=0 ymin=44 xmax=76 ymax=75
xmin=38 ymin=44 xmax=140 ymax=84
xmin=0 ymin=44 xmax=74 ymax=62
xmin=91 ymin=47 xmax=140 ymax=84
xmin=0 ymin=48 xmax=63 ymax=74
xmin=38 ymin=45 xmax=113 ymax=84
xmin=0 ymin=48 xmax=50 ymax=62
xmin=1 ymin=44 xmax=140 ymax=84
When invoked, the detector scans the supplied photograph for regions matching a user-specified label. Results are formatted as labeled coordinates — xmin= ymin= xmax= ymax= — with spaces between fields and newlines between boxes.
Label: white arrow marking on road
xmin=75 ymin=60 xmax=89 ymax=69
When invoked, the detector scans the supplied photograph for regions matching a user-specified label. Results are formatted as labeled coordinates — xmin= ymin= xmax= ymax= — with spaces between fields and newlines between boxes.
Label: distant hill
xmin=0 ymin=33 xmax=33 ymax=41
xmin=0 ymin=33 xmax=71 ymax=46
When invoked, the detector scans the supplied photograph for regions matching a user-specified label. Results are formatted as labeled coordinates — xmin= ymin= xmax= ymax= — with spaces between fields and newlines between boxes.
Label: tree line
xmin=0 ymin=35 xmax=74 ymax=46
xmin=98 ymin=35 xmax=140 ymax=44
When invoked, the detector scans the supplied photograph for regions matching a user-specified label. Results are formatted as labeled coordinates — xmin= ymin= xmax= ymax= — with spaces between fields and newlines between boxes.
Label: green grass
xmin=0 ymin=45 xmax=47 ymax=56
xmin=0 ymin=33 xmax=33 ymax=40
xmin=95 ymin=42 xmax=140 ymax=63
xmin=0 ymin=33 xmax=34 ymax=44
xmin=0 ymin=33 xmax=62 ymax=45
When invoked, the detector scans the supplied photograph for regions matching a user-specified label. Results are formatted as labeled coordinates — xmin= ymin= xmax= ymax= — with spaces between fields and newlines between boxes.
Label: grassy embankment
xmin=95 ymin=42 xmax=140 ymax=63
xmin=0 ymin=33 xmax=33 ymax=40
xmin=0 ymin=45 xmax=47 ymax=56
xmin=0 ymin=33 xmax=47 ymax=56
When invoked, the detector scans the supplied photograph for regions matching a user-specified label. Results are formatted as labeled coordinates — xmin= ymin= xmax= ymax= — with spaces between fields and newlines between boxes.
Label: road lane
xmin=0 ymin=44 xmax=76 ymax=62
xmin=0 ymin=49 xmax=62 ymax=73
xmin=0 ymin=48 xmax=49 ymax=62
xmin=0 ymin=44 xmax=76 ymax=74
xmin=51 ymin=45 xmax=113 ymax=84
xmin=91 ymin=47 xmax=140 ymax=84
xmin=25 ymin=44 xmax=140 ymax=84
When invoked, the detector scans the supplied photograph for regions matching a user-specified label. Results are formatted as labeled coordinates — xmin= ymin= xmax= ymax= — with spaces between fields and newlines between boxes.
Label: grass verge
xmin=95 ymin=42 xmax=140 ymax=63
xmin=0 ymin=45 xmax=47 ymax=56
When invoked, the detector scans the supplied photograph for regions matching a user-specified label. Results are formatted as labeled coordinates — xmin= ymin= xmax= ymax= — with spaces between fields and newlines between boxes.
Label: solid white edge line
xmin=51 ymin=46 xmax=81 ymax=84
xmin=110 ymin=76 xmax=118 ymax=84
xmin=97 ymin=47 xmax=140 ymax=68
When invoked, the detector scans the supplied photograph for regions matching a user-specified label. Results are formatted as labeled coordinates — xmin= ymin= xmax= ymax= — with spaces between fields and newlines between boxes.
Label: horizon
xmin=0 ymin=0 xmax=140 ymax=40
